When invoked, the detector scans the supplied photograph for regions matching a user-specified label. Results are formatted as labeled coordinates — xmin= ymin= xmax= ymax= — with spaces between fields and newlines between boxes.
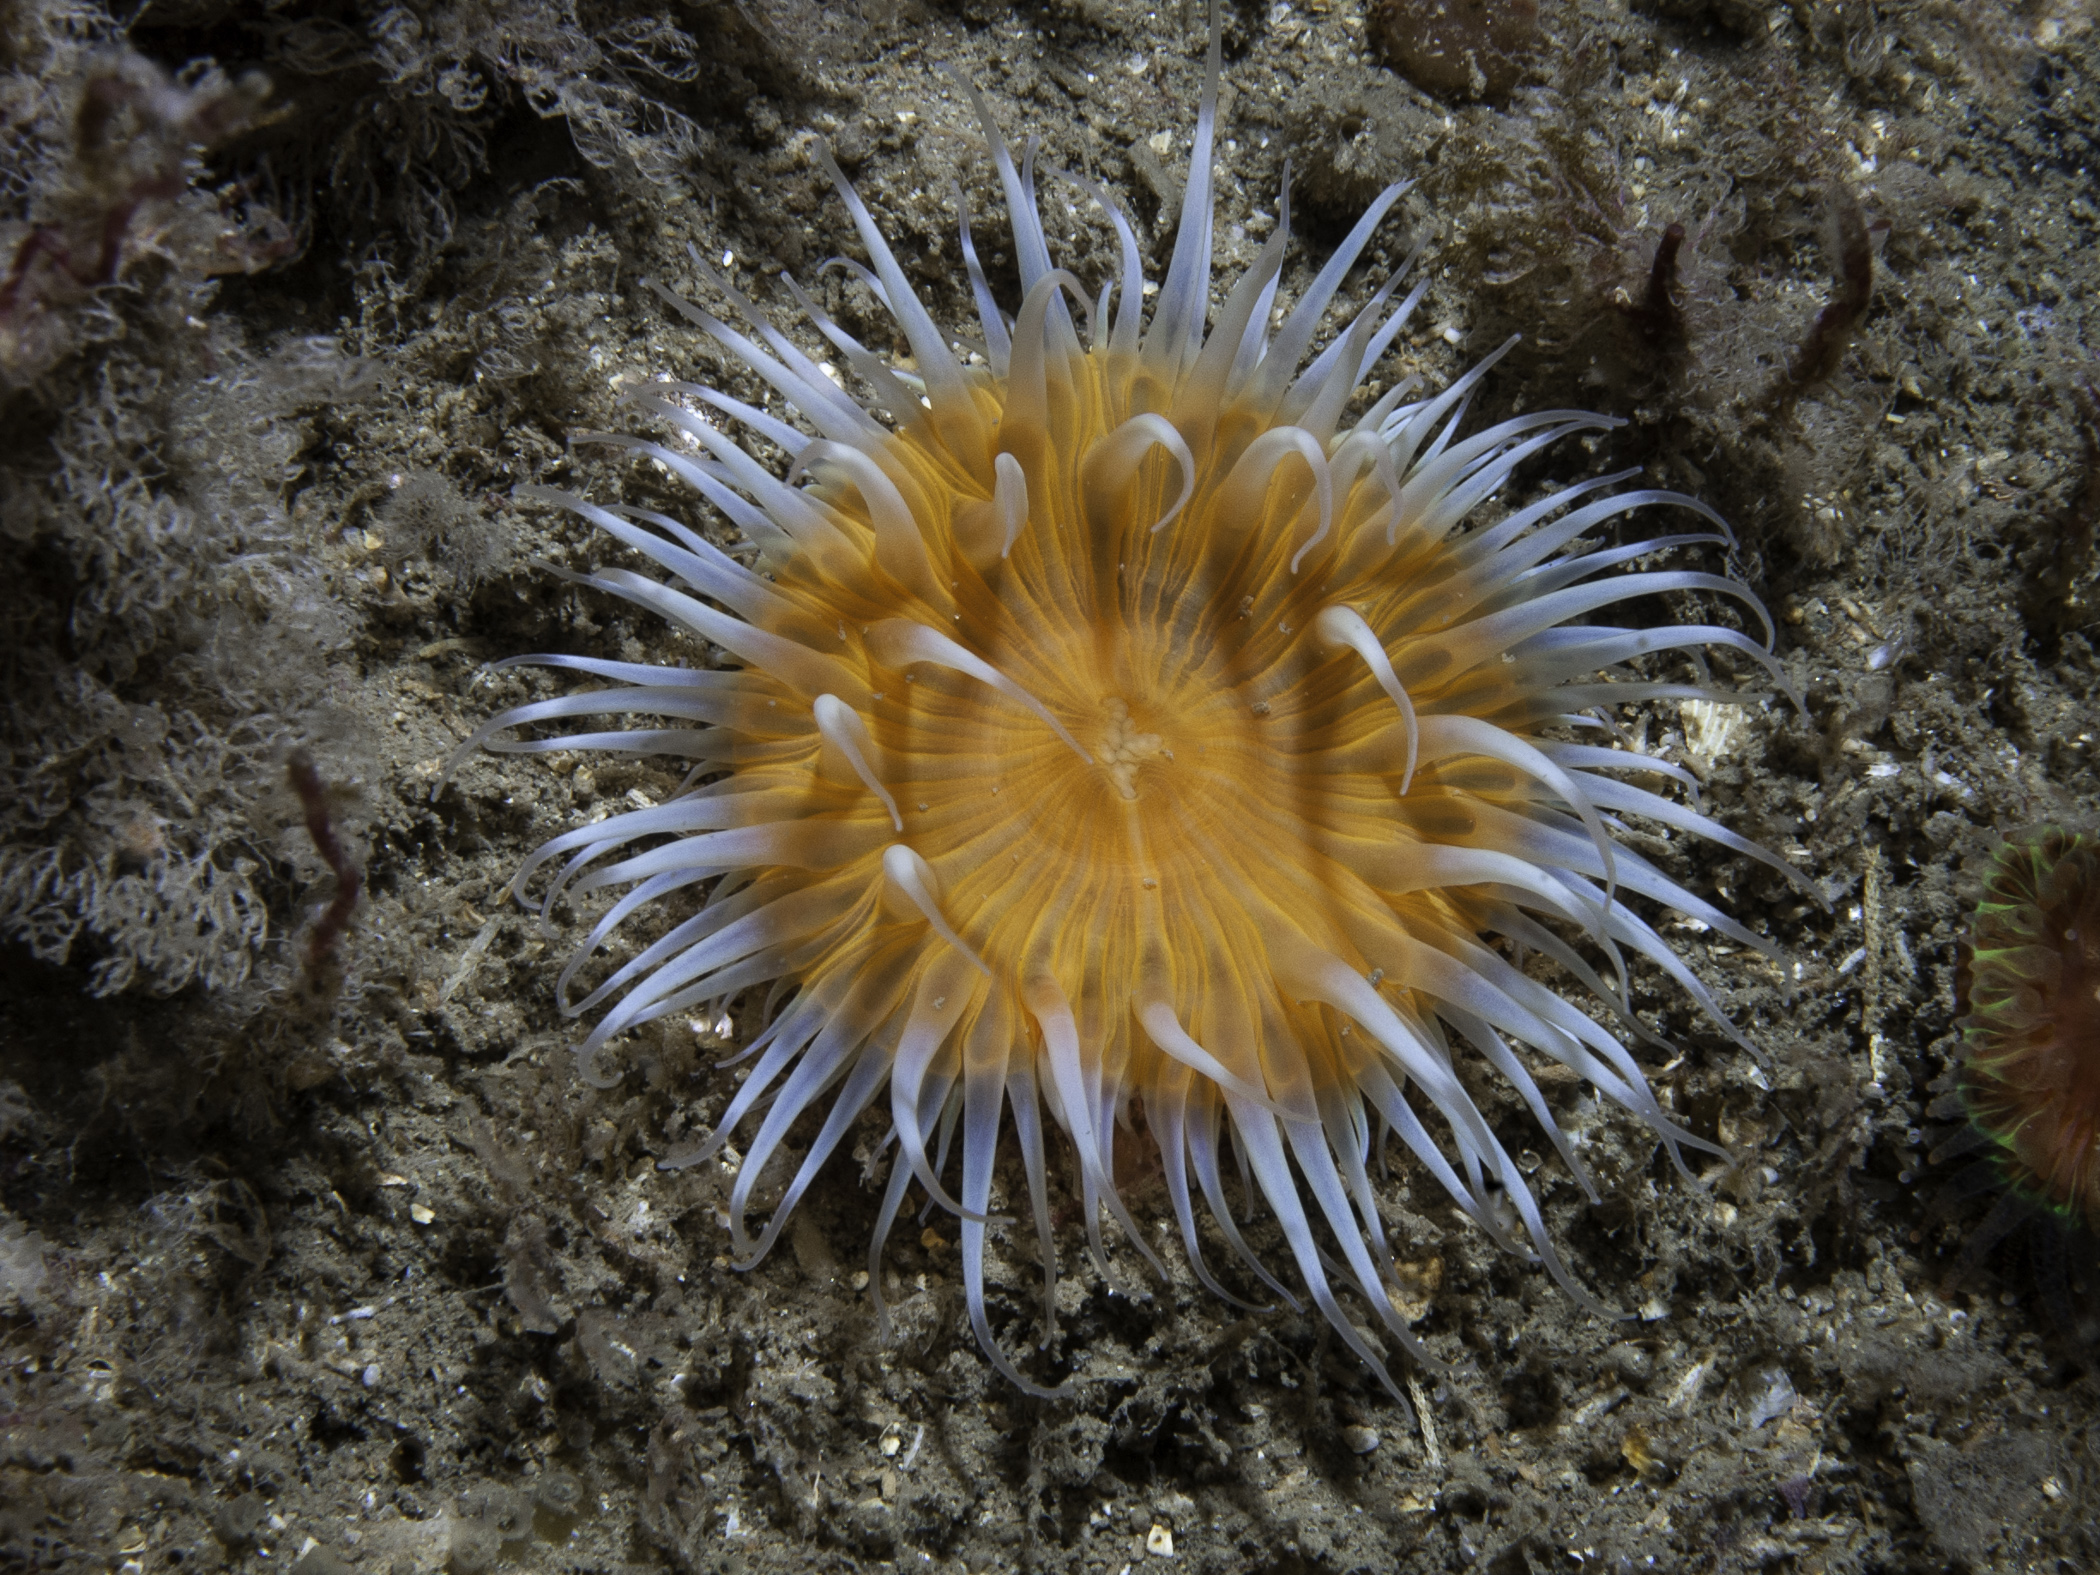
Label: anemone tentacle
xmin=457 ymin=11 xmax=1797 ymax=1399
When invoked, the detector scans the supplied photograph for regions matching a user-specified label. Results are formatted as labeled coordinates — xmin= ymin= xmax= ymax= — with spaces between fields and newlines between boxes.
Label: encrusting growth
xmin=452 ymin=16 xmax=1806 ymax=1396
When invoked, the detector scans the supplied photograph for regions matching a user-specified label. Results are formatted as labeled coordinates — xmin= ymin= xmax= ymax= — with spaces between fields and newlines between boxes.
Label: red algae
xmin=1959 ymin=829 xmax=2100 ymax=1229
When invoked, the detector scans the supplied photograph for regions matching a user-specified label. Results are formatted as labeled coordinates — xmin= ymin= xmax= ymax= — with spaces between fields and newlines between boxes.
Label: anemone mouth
xmin=1959 ymin=829 xmax=2100 ymax=1228
xmin=454 ymin=16 xmax=1809 ymax=1398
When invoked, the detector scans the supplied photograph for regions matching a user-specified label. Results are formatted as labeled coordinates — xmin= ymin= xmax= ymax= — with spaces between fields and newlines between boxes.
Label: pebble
xmin=1341 ymin=1425 xmax=1381 ymax=1455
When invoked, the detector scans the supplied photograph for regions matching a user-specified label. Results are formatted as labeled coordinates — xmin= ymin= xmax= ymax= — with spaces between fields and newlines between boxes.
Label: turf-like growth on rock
xmin=459 ymin=22 xmax=1805 ymax=1395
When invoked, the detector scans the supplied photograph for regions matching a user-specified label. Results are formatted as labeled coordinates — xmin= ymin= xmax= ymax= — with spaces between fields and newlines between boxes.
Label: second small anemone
xmin=1929 ymin=827 xmax=2100 ymax=1355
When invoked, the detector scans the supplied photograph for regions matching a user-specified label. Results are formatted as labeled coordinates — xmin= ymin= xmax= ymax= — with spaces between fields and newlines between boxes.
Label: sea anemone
xmin=1927 ymin=829 xmax=2100 ymax=1348
xmin=454 ymin=19 xmax=1802 ymax=1396
xmin=1955 ymin=828 xmax=2100 ymax=1228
